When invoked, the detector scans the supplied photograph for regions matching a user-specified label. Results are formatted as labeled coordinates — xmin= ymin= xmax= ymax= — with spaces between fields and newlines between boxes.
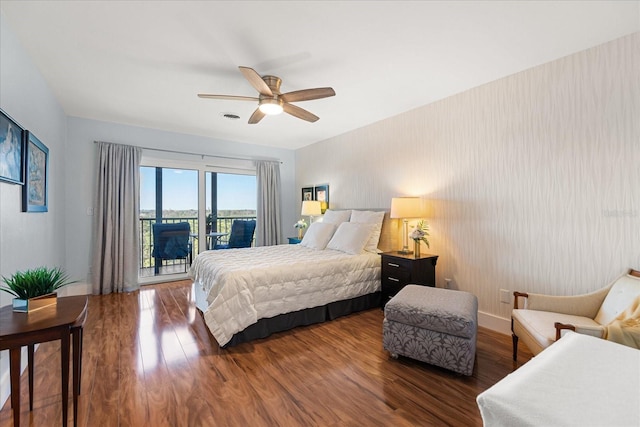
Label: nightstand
xmin=287 ymin=237 xmax=302 ymax=244
xmin=380 ymin=252 xmax=438 ymax=307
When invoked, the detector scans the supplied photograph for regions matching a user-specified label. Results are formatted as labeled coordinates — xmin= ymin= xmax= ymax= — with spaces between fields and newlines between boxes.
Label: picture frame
xmin=0 ymin=109 xmax=25 ymax=185
xmin=314 ymin=184 xmax=329 ymax=213
xmin=301 ymin=187 xmax=313 ymax=202
xmin=22 ymin=131 xmax=49 ymax=212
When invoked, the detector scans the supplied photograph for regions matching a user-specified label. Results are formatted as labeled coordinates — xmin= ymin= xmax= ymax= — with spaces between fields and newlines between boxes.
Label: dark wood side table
xmin=0 ymin=295 xmax=88 ymax=427
xmin=380 ymin=252 xmax=438 ymax=307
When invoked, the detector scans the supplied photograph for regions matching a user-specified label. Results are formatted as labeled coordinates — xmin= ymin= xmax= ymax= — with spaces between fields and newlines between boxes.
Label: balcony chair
xmin=511 ymin=268 xmax=640 ymax=361
xmin=151 ymin=222 xmax=192 ymax=273
xmin=215 ymin=219 xmax=256 ymax=249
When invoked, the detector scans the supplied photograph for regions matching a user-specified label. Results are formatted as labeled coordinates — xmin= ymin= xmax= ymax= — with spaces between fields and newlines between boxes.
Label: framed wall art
xmin=314 ymin=184 xmax=329 ymax=213
xmin=22 ymin=131 xmax=49 ymax=212
xmin=0 ymin=109 xmax=25 ymax=185
xmin=301 ymin=186 xmax=313 ymax=201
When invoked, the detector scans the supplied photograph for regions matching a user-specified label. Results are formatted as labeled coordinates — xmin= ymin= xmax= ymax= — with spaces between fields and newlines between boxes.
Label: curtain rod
xmin=93 ymin=140 xmax=282 ymax=164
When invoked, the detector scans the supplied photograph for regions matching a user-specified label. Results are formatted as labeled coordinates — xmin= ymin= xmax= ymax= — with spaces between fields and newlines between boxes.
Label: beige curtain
xmin=255 ymin=160 xmax=281 ymax=246
xmin=91 ymin=141 xmax=141 ymax=294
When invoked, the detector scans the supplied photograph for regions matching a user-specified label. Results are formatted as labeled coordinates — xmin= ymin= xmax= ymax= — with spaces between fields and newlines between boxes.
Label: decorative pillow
xmin=322 ymin=209 xmax=352 ymax=224
xmin=300 ymin=222 xmax=337 ymax=250
xmin=349 ymin=210 xmax=385 ymax=253
xmin=326 ymin=222 xmax=374 ymax=255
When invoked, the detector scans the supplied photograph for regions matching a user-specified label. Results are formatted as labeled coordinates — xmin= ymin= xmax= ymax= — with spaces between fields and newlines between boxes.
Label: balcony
xmin=139 ymin=215 xmax=256 ymax=278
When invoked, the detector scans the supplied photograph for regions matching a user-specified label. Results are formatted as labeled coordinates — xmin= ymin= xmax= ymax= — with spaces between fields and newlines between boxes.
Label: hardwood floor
xmin=0 ymin=281 xmax=533 ymax=426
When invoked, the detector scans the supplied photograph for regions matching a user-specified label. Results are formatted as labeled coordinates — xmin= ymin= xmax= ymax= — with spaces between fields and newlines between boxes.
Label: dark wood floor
xmin=0 ymin=281 xmax=533 ymax=426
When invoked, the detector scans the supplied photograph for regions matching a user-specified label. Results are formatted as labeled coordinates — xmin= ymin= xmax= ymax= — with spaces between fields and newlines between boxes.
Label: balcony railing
xmin=139 ymin=216 xmax=256 ymax=278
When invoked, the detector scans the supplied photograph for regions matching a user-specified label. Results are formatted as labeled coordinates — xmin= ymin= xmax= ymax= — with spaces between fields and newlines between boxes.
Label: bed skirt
xmin=213 ymin=291 xmax=381 ymax=348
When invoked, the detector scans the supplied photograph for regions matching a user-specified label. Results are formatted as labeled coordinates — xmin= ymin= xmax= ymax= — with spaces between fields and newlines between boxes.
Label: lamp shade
xmin=390 ymin=197 xmax=423 ymax=219
xmin=301 ymin=200 xmax=322 ymax=216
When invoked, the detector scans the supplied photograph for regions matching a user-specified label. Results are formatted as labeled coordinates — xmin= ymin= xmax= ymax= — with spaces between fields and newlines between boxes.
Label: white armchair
xmin=511 ymin=269 xmax=640 ymax=360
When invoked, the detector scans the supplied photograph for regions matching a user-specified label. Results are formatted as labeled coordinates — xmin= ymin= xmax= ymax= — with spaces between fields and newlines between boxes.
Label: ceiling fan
xmin=198 ymin=66 xmax=335 ymax=124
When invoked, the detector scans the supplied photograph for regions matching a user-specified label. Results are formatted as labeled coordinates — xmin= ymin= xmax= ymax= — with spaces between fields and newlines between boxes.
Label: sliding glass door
xmin=139 ymin=163 xmax=256 ymax=280
xmin=205 ymin=172 xmax=257 ymax=249
xmin=140 ymin=166 xmax=198 ymax=278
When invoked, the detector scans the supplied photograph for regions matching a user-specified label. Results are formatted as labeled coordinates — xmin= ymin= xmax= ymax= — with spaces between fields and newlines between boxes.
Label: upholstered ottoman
xmin=383 ymin=285 xmax=478 ymax=375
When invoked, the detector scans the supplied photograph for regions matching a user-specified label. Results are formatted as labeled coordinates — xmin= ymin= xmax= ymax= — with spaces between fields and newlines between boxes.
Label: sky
xmin=140 ymin=167 xmax=256 ymax=211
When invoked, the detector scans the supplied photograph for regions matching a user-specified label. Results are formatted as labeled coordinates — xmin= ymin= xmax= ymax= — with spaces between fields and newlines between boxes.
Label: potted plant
xmin=294 ymin=219 xmax=308 ymax=239
xmin=1 ymin=266 xmax=76 ymax=312
xmin=409 ymin=220 xmax=430 ymax=257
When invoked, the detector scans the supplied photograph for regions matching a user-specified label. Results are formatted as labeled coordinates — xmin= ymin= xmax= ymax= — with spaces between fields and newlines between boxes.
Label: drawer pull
xmin=387 ymin=263 xmax=400 ymax=267
xmin=387 ymin=277 xmax=400 ymax=282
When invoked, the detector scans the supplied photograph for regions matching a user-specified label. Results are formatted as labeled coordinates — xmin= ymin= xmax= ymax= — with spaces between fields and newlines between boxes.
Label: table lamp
xmin=390 ymin=197 xmax=423 ymax=254
xmin=301 ymin=200 xmax=322 ymax=225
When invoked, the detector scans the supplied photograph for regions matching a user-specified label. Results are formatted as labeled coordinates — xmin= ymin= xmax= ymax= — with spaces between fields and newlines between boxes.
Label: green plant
xmin=1 ymin=267 xmax=76 ymax=299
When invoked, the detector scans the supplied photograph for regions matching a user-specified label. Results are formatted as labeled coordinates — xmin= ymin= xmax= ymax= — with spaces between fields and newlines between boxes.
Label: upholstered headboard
xmin=377 ymin=211 xmax=399 ymax=253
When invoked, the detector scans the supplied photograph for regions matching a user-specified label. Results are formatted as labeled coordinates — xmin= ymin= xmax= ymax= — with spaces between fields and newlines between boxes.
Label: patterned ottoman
xmin=383 ymin=285 xmax=478 ymax=375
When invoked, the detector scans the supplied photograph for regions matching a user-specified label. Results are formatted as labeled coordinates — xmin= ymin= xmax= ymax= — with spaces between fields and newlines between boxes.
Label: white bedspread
xmin=476 ymin=331 xmax=640 ymax=426
xmin=189 ymin=244 xmax=381 ymax=346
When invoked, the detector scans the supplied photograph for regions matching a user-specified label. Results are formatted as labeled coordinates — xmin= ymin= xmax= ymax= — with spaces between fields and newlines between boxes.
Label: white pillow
xmin=326 ymin=222 xmax=374 ymax=254
xmin=322 ymin=209 xmax=352 ymax=224
xmin=349 ymin=210 xmax=385 ymax=253
xmin=300 ymin=222 xmax=337 ymax=250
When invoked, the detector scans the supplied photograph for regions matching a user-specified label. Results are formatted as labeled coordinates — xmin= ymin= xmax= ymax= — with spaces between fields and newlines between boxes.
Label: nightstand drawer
xmin=382 ymin=257 xmax=412 ymax=282
xmin=382 ymin=257 xmax=412 ymax=271
xmin=382 ymin=265 xmax=411 ymax=283
xmin=380 ymin=252 xmax=438 ymax=307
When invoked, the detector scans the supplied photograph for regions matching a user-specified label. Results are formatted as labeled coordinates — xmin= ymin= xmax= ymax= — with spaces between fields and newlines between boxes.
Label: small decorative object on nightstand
xmin=380 ymin=252 xmax=438 ymax=307
xmin=294 ymin=219 xmax=307 ymax=239
xmin=287 ymin=237 xmax=302 ymax=244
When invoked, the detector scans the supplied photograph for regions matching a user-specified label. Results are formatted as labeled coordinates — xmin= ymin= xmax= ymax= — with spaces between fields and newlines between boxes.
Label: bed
xmin=476 ymin=331 xmax=640 ymax=426
xmin=189 ymin=210 xmax=397 ymax=347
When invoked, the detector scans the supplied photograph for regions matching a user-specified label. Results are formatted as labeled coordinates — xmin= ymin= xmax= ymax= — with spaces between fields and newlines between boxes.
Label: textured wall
xmin=296 ymin=33 xmax=640 ymax=329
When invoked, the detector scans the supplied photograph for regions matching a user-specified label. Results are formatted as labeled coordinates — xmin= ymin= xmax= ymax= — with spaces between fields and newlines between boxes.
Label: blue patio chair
xmin=151 ymin=222 xmax=192 ymax=273
xmin=216 ymin=220 xmax=256 ymax=249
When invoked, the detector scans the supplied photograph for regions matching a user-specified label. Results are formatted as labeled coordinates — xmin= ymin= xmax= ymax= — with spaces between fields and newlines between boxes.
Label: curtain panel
xmin=255 ymin=160 xmax=281 ymax=246
xmin=91 ymin=141 xmax=141 ymax=294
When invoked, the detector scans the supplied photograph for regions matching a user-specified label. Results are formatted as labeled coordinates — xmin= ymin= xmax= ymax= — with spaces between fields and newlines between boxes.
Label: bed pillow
xmin=349 ymin=210 xmax=385 ymax=253
xmin=322 ymin=209 xmax=352 ymax=224
xmin=326 ymin=222 xmax=374 ymax=254
xmin=300 ymin=222 xmax=337 ymax=250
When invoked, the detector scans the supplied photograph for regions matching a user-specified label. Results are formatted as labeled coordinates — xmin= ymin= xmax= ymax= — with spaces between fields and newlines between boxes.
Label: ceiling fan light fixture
xmin=259 ymin=98 xmax=284 ymax=115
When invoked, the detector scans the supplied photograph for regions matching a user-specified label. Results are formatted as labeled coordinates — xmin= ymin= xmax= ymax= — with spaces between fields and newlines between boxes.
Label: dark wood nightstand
xmin=287 ymin=237 xmax=302 ymax=244
xmin=380 ymin=252 xmax=438 ymax=307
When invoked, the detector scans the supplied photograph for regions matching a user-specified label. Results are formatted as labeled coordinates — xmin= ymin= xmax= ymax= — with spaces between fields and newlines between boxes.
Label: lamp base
xmin=397 ymin=250 xmax=413 ymax=255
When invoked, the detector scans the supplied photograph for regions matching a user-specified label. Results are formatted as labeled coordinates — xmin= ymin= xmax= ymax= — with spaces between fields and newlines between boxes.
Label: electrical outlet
xmin=500 ymin=289 xmax=510 ymax=304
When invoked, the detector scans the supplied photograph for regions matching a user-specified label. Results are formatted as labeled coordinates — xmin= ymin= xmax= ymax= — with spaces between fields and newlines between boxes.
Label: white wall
xmin=296 ymin=33 xmax=640 ymax=333
xmin=65 ymin=117 xmax=296 ymax=287
xmin=0 ymin=11 xmax=68 ymax=405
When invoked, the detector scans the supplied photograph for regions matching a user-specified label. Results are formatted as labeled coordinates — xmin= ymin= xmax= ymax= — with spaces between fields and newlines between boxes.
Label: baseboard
xmin=478 ymin=310 xmax=511 ymax=335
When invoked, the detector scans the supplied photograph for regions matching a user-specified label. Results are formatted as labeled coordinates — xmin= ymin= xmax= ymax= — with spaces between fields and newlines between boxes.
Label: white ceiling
xmin=1 ymin=1 xmax=638 ymax=150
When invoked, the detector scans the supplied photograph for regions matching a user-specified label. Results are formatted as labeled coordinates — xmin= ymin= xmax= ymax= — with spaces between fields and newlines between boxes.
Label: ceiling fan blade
xmin=283 ymin=103 xmax=319 ymax=123
xmin=248 ymin=108 xmax=266 ymax=124
xmin=281 ymin=87 xmax=336 ymax=103
xmin=239 ymin=66 xmax=273 ymax=97
xmin=198 ymin=94 xmax=259 ymax=101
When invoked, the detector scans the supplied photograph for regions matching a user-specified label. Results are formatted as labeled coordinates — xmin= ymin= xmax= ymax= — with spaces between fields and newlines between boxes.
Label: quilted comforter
xmin=189 ymin=244 xmax=381 ymax=346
